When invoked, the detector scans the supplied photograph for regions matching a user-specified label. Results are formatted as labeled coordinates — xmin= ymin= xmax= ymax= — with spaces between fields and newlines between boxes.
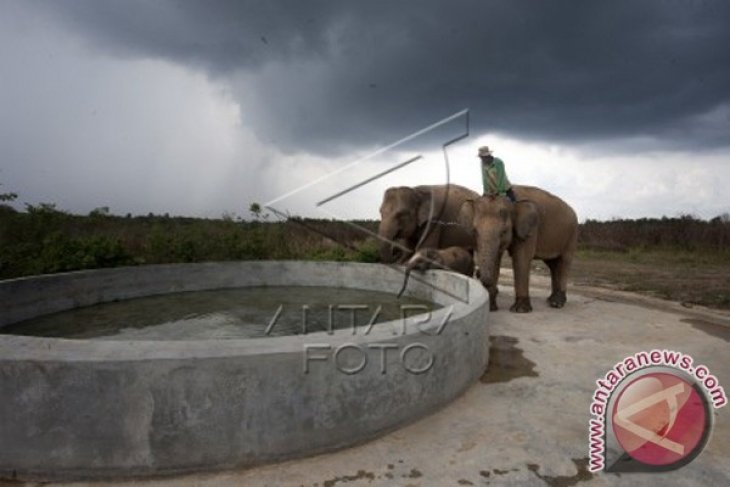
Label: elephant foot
xmin=510 ymin=297 xmax=533 ymax=313
xmin=488 ymin=287 xmax=499 ymax=311
xmin=547 ymin=291 xmax=566 ymax=308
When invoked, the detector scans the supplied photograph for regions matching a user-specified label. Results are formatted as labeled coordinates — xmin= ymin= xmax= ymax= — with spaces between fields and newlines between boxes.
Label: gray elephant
xmin=378 ymin=184 xmax=478 ymax=264
xmin=397 ymin=246 xmax=475 ymax=298
xmin=459 ymin=185 xmax=578 ymax=313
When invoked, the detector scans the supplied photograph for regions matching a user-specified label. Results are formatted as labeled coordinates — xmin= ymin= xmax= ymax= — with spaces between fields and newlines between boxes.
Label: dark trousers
xmin=483 ymin=188 xmax=517 ymax=202
xmin=506 ymin=188 xmax=516 ymax=202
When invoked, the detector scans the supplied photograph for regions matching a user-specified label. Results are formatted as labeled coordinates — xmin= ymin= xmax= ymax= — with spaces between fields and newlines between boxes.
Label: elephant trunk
xmin=379 ymin=240 xmax=397 ymax=263
xmin=378 ymin=220 xmax=397 ymax=263
xmin=476 ymin=238 xmax=500 ymax=289
xmin=478 ymin=263 xmax=497 ymax=289
xmin=379 ymin=237 xmax=411 ymax=264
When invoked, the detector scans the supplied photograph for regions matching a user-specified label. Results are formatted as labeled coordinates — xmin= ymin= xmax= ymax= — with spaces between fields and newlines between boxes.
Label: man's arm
xmin=481 ymin=163 xmax=491 ymax=195
xmin=493 ymin=158 xmax=509 ymax=194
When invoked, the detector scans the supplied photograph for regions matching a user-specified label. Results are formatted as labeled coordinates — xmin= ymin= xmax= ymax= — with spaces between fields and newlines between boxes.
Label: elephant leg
xmin=489 ymin=250 xmax=503 ymax=311
xmin=544 ymin=257 xmax=566 ymax=308
xmin=487 ymin=284 xmax=499 ymax=312
xmin=554 ymin=251 xmax=575 ymax=308
xmin=509 ymin=241 xmax=536 ymax=313
xmin=547 ymin=230 xmax=577 ymax=308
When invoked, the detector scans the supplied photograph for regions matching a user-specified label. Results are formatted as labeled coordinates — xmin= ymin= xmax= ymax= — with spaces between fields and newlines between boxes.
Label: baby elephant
xmin=406 ymin=247 xmax=474 ymax=275
xmin=397 ymin=246 xmax=474 ymax=297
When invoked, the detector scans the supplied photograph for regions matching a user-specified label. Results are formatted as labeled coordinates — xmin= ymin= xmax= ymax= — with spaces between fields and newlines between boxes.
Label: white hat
xmin=478 ymin=146 xmax=493 ymax=157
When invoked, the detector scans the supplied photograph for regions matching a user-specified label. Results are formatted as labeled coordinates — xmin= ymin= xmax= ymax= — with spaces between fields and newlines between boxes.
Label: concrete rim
xmin=0 ymin=261 xmax=489 ymax=481
xmin=0 ymin=261 xmax=486 ymax=359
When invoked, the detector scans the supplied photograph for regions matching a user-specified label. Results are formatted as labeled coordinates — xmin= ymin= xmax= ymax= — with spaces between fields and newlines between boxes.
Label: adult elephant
xmin=378 ymin=184 xmax=478 ymax=264
xmin=459 ymin=185 xmax=578 ymax=313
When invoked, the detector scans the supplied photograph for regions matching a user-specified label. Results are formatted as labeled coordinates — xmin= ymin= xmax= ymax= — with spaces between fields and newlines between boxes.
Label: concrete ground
xmin=11 ymin=273 xmax=730 ymax=487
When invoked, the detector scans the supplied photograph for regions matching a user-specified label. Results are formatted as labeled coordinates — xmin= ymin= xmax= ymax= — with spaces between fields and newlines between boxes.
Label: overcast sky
xmin=1 ymin=0 xmax=729 ymax=221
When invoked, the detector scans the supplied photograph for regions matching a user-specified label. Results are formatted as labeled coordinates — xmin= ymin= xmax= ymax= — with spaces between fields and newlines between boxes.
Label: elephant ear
xmin=514 ymin=201 xmax=539 ymax=240
xmin=457 ymin=199 xmax=476 ymax=231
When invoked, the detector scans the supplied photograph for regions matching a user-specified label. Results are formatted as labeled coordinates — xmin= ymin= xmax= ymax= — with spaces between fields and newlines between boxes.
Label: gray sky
xmin=1 ymin=0 xmax=729 ymax=221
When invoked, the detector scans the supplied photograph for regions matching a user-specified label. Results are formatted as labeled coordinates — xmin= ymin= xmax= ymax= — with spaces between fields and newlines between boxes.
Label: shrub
xmin=354 ymin=238 xmax=380 ymax=263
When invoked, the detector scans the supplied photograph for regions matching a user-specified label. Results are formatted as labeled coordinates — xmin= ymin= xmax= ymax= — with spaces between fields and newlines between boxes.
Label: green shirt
xmin=481 ymin=157 xmax=512 ymax=196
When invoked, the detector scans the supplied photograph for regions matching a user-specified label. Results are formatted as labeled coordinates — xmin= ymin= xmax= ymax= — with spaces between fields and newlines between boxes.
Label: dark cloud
xmin=23 ymin=0 xmax=730 ymax=153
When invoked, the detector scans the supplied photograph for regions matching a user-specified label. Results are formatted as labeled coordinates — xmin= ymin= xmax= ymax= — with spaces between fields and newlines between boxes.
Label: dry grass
xmin=524 ymin=249 xmax=730 ymax=310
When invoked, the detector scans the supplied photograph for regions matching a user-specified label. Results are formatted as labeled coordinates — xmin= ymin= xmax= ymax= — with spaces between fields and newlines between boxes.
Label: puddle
xmin=492 ymin=467 xmax=519 ymax=475
xmin=322 ymin=469 xmax=375 ymax=486
xmin=480 ymin=335 xmax=538 ymax=384
xmin=564 ymin=336 xmax=590 ymax=343
xmin=681 ymin=318 xmax=730 ymax=342
xmin=402 ymin=468 xmax=422 ymax=479
xmin=527 ymin=457 xmax=593 ymax=487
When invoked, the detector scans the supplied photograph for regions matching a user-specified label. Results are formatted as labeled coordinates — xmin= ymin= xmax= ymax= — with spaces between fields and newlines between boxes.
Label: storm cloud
xmin=32 ymin=0 xmax=730 ymax=153
xmin=1 ymin=1 xmax=729 ymax=219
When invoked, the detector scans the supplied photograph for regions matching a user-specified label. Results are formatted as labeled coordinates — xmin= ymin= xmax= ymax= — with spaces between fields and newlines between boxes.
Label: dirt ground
xmin=518 ymin=250 xmax=730 ymax=310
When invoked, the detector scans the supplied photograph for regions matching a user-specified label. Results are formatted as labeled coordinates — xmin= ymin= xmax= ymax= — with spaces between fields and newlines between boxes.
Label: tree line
xmin=0 ymin=200 xmax=728 ymax=279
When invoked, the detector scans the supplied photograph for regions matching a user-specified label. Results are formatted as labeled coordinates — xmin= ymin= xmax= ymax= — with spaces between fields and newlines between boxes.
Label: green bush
xmin=309 ymin=245 xmax=349 ymax=261
xmin=28 ymin=233 xmax=133 ymax=274
xmin=354 ymin=238 xmax=380 ymax=263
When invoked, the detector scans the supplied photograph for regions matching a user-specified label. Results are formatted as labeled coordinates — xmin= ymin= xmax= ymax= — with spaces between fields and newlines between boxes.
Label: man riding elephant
xmin=458 ymin=186 xmax=578 ymax=313
xmin=479 ymin=145 xmax=516 ymax=203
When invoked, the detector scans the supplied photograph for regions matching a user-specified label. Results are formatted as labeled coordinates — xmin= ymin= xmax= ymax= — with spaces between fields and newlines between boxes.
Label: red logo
xmin=612 ymin=372 xmax=709 ymax=467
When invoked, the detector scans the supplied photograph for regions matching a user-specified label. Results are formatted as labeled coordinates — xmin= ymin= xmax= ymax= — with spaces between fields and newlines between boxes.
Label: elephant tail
xmin=396 ymin=268 xmax=412 ymax=299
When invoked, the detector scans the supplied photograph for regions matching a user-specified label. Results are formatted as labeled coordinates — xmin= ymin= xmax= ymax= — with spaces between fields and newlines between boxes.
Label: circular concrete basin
xmin=0 ymin=261 xmax=489 ymax=481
